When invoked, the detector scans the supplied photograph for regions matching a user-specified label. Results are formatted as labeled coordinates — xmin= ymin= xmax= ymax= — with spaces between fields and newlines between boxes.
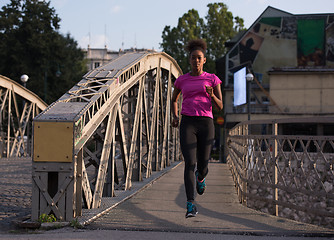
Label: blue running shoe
xmin=195 ymin=171 xmax=206 ymax=195
xmin=186 ymin=202 xmax=198 ymax=218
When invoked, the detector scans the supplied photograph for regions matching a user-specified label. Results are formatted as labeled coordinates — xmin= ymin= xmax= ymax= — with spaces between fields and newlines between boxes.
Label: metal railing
xmin=227 ymin=117 xmax=334 ymax=228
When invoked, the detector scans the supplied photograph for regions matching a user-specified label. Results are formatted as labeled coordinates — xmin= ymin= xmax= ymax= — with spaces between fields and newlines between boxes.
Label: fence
xmin=227 ymin=116 xmax=334 ymax=228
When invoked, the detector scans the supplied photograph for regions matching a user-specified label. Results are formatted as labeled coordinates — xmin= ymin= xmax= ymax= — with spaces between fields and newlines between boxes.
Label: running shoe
xmin=195 ymin=170 xmax=206 ymax=195
xmin=185 ymin=202 xmax=198 ymax=218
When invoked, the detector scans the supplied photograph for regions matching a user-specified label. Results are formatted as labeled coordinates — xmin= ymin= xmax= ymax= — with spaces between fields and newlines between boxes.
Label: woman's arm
xmin=206 ymin=84 xmax=223 ymax=111
xmin=171 ymin=87 xmax=181 ymax=127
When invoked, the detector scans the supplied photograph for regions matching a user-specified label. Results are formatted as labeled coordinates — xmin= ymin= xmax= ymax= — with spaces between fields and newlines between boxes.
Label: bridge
xmin=0 ymin=75 xmax=47 ymax=158
xmin=0 ymin=52 xmax=333 ymax=237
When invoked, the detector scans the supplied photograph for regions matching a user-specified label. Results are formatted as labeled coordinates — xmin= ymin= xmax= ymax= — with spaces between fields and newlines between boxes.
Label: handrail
xmin=227 ymin=117 xmax=334 ymax=228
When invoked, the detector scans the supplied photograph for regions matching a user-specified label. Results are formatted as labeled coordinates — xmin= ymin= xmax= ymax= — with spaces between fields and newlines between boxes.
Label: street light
xmin=20 ymin=74 xmax=29 ymax=109
xmin=246 ymin=72 xmax=254 ymax=121
xmin=20 ymin=74 xmax=29 ymax=155
xmin=20 ymin=74 xmax=29 ymax=88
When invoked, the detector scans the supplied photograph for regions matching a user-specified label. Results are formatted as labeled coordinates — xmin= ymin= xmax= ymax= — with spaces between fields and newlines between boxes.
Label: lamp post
xmin=246 ymin=73 xmax=254 ymax=121
xmin=20 ymin=74 xmax=29 ymax=111
xmin=20 ymin=74 xmax=29 ymax=88
xmin=20 ymin=74 xmax=29 ymax=156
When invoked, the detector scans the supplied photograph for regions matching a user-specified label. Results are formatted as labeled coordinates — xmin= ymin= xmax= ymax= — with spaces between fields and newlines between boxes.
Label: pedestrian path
xmin=86 ymin=162 xmax=334 ymax=237
xmin=1 ymin=158 xmax=334 ymax=238
xmin=0 ymin=158 xmax=31 ymax=233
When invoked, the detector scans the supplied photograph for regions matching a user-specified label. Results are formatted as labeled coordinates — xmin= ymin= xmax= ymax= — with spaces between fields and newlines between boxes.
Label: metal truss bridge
xmin=2 ymin=51 xmax=333 ymax=233
xmin=30 ymin=52 xmax=183 ymax=221
xmin=0 ymin=75 xmax=47 ymax=158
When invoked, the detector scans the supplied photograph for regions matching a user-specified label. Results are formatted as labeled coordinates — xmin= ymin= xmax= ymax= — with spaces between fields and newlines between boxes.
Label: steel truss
xmin=32 ymin=52 xmax=183 ymax=221
xmin=0 ymin=75 xmax=47 ymax=158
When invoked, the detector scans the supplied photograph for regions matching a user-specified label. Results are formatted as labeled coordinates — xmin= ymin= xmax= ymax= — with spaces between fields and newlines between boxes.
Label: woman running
xmin=171 ymin=39 xmax=223 ymax=218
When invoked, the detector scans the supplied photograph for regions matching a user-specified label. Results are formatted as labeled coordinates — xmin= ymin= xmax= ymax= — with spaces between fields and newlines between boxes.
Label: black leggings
xmin=180 ymin=115 xmax=214 ymax=202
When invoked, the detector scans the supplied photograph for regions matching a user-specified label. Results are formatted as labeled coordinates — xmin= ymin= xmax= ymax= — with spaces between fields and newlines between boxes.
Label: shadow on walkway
xmin=87 ymin=162 xmax=334 ymax=237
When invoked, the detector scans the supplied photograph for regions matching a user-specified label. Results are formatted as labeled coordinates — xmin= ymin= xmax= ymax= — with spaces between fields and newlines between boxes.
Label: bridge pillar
xmin=31 ymin=120 xmax=82 ymax=221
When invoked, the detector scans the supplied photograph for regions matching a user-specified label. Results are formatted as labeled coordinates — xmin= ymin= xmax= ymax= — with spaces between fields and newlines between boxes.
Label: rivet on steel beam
xmin=60 ymin=166 xmax=64 ymax=170
xmin=42 ymin=189 xmax=46 ymax=192
xmin=43 ymin=167 xmax=46 ymax=170
xmin=51 ymin=202 xmax=55 ymax=206
xmin=59 ymin=189 xmax=64 ymax=193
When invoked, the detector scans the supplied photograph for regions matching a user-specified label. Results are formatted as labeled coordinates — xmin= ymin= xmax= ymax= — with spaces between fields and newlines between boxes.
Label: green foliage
xmin=161 ymin=2 xmax=246 ymax=74
xmin=70 ymin=218 xmax=83 ymax=229
xmin=0 ymin=0 xmax=87 ymax=104
xmin=38 ymin=213 xmax=56 ymax=223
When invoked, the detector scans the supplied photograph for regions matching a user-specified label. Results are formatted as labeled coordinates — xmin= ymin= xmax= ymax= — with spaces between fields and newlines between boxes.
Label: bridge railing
xmin=0 ymin=75 xmax=47 ymax=158
xmin=227 ymin=116 xmax=334 ymax=228
xmin=31 ymin=52 xmax=183 ymax=221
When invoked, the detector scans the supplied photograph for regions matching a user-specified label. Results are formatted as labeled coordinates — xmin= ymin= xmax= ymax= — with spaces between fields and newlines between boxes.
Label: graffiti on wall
xmin=297 ymin=18 xmax=325 ymax=66
xmin=228 ymin=14 xmax=334 ymax=84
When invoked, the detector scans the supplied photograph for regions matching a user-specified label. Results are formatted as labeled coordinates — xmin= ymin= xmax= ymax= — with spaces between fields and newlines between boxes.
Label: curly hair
xmin=185 ymin=39 xmax=207 ymax=55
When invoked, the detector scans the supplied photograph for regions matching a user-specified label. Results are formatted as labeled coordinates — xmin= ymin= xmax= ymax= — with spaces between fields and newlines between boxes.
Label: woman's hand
xmin=171 ymin=87 xmax=181 ymax=127
xmin=206 ymin=84 xmax=223 ymax=111
xmin=205 ymin=85 xmax=214 ymax=97
xmin=172 ymin=116 xmax=179 ymax=127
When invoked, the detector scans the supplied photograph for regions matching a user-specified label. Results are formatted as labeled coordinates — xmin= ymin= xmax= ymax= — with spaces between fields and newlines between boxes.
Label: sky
xmin=2 ymin=0 xmax=334 ymax=51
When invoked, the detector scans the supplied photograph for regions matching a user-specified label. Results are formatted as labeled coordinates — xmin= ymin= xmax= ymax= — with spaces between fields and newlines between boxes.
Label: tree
xmin=160 ymin=2 xmax=245 ymax=74
xmin=161 ymin=2 xmax=245 ymax=149
xmin=161 ymin=9 xmax=205 ymax=72
xmin=0 ymin=0 xmax=87 ymax=104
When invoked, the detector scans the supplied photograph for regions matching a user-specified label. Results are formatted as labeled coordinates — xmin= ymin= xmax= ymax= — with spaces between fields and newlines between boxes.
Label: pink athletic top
xmin=174 ymin=72 xmax=222 ymax=119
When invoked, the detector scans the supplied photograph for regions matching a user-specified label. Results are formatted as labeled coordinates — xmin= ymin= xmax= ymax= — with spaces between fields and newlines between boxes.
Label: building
xmin=216 ymin=6 xmax=334 ymax=160
xmin=216 ymin=6 xmax=334 ymax=125
xmin=83 ymin=46 xmax=156 ymax=72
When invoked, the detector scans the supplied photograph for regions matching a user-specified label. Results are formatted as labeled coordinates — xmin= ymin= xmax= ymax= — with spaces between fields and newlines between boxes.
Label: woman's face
xmin=189 ymin=49 xmax=206 ymax=74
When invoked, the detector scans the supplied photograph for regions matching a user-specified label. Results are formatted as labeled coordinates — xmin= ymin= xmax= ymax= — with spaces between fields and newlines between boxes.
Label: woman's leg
xmin=180 ymin=117 xmax=197 ymax=202
xmin=196 ymin=118 xmax=214 ymax=181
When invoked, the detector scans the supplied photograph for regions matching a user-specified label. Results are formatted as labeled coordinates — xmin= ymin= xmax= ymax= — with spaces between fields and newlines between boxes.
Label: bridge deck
xmin=86 ymin=162 xmax=334 ymax=236
xmin=0 ymin=158 xmax=333 ymax=237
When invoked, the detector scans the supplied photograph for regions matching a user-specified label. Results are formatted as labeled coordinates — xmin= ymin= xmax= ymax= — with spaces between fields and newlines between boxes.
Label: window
xmin=250 ymin=97 xmax=256 ymax=104
xmin=94 ymin=62 xmax=100 ymax=69
xmin=262 ymin=96 xmax=270 ymax=104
